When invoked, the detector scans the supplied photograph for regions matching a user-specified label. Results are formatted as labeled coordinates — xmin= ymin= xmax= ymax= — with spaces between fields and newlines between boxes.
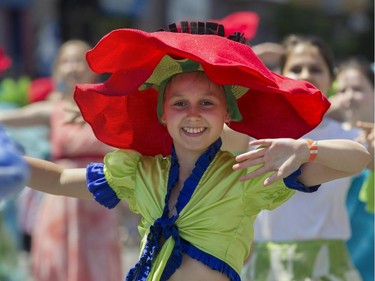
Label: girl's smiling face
xmin=282 ymin=43 xmax=333 ymax=94
xmin=54 ymin=42 xmax=97 ymax=96
xmin=162 ymin=72 xmax=230 ymax=157
xmin=336 ymin=68 xmax=374 ymax=124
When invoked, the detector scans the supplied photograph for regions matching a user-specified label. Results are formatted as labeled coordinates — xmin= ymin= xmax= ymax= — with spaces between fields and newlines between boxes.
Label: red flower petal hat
xmin=74 ymin=22 xmax=330 ymax=156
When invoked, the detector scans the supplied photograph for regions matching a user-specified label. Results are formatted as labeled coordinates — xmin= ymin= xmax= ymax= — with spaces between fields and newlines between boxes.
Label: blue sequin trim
xmin=86 ymin=163 xmax=121 ymax=208
xmin=181 ymin=239 xmax=240 ymax=281
xmin=283 ymin=167 xmax=320 ymax=193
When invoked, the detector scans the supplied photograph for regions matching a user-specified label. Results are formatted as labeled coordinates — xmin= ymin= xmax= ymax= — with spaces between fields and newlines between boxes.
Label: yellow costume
xmin=87 ymin=139 xmax=308 ymax=280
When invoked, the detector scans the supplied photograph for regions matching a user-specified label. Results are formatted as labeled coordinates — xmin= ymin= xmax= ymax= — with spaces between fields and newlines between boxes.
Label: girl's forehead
xmin=59 ymin=45 xmax=87 ymax=60
xmin=289 ymin=44 xmax=322 ymax=59
xmin=166 ymin=72 xmax=225 ymax=98
xmin=171 ymin=72 xmax=210 ymax=83
xmin=338 ymin=69 xmax=359 ymax=79
xmin=169 ymin=72 xmax=219 ymax=89
xmin=338 ymin=69 xmax=373 ymax=89
xmin=286 ymin=46 xmax=328 ymax=69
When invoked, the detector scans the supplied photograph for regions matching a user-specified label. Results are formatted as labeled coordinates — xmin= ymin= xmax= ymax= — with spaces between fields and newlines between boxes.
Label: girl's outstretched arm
xmin=221 ymin=124 xmax=250 ymax=155
xmin=233 ymin=138 xmax=371 ymax=186
xmin=25 ymin=156 xmax=91 ymax=200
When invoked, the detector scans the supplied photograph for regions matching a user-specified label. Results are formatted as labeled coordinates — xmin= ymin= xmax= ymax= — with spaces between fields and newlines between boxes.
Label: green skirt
xmin=241 ymin=239 xmax=362 ymax=281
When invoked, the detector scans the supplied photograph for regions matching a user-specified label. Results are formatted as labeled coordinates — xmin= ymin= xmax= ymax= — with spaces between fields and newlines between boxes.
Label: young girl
xmin=332 ymin=57 xmax=374 ymax=281
xmin=0 ymin=40 xmax=123 ymax=281
xmin=24 ymin=23 xmax=370 ymax=281
xmin=329 ymin=58 xmax=374 ymax=129
xmin=242 ymin=35 xmax=370 ymax=281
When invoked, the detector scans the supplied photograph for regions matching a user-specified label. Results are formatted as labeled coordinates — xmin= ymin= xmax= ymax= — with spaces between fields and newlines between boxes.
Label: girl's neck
xmin=172 ymin=138 xmax=222 ymax=181
xmin=174 ymin=147 xmax=201 ymax=180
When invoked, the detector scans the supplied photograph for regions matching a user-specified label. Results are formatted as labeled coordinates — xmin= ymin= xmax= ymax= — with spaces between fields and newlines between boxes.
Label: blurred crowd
xmin=0 ymin=1 xmax=373 ymax=281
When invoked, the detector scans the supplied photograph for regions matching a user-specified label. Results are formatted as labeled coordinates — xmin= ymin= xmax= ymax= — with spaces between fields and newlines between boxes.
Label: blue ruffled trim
xmin=283 ymin=167 xmax=320 ymax=193
xmin=126 ymin=138 xmax=223 ymax=281
xmin=86 ymin=163 xmax=121 ymax=208
xmin=181 ymin=239 xmax=240 ymax=281
xmin=159 ymin=220 xmax=182 ymax=281
xmin=175 ymin=138 xmax=221 ymax=213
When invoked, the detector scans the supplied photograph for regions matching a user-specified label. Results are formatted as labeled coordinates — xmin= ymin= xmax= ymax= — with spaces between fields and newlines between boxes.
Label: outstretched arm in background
xmin=233 ymin=138 xmax=371 ymax=186
xmin=25 ymin=156 xmax=91 ymax=200
xmin=0 ymin=100 xmax=52 ymax=127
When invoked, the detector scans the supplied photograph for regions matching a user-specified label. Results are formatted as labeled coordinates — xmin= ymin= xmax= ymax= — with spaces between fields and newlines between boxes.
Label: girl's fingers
xmin=240 ymin=166 xmax=273 ymax=182
xmin=248 ymin=139 xmax=273 ymax=146
xmin=264 ymin=172 xmax=281 ymax=186
xmin=356 ymin=121 xmax=374 ymax=129
xmin=241 ymin=159 xmax=301 ymax=185
xmin=262 ymin=164 xmax=292 ymax=186
xmin=235 ymin=147 xmax=267 ymax=162
xmin=233 ymin=157 xmax=264 ymax=170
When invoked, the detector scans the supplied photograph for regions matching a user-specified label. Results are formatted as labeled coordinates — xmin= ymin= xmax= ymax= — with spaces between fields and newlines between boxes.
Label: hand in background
xmin=63 ymin=102 xmax=85 ymax=126
xmin=356 ymin=121 xmax=374 ymax=170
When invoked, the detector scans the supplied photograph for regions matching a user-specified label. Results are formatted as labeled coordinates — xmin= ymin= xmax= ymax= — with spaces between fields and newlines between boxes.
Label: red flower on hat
xmin=0 ymin=47 xmax=12 ymax=73
xmin=213 ymin=11 xmax=259 ymax=41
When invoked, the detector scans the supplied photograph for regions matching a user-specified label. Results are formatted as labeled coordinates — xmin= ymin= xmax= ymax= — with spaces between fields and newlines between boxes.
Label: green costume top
xmin=87 ymin=139 xmax=299 ymax=280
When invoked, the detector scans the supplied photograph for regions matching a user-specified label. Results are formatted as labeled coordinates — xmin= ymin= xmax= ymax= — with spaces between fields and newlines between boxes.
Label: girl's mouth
xmin=182 ymin=127 xmax=206 ymax=134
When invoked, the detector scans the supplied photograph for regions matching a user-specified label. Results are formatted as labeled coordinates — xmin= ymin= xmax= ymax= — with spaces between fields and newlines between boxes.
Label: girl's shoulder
xmin=105 ymin=149 xmax=171 ymax=171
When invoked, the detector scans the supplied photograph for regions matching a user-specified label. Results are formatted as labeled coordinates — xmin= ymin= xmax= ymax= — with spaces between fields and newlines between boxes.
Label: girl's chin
xmin=176 ymin=141 xmax=210 ymax=153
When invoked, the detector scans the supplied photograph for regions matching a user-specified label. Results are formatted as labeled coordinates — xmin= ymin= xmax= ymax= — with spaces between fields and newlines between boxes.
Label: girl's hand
xmin=232 ymin=138 xmax=310 ymax=186
xmin=356 ymin=121 xmax=374 ymax=147
xmin=63 ymin=102 xmax=85 ymax=126
xmin=356 ymin=121 xmax=374 ymax=170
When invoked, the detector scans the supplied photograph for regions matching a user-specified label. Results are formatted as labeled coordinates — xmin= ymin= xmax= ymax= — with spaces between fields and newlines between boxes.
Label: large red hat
xmin=74 ymin=22 xmax=330 ymax=156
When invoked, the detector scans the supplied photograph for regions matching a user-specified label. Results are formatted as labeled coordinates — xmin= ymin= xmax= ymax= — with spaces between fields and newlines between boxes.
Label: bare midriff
xmin=169 ymin=254 xmax=230 ymax=281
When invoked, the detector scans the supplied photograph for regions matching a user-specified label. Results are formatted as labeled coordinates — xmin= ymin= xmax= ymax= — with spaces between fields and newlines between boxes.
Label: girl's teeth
xmin=184 ymin=127 xmax=204 ymax=133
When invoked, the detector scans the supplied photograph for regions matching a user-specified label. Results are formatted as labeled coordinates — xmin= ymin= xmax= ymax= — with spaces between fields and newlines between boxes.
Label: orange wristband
xmin=306 ymin=140 xmax=318 ymax=162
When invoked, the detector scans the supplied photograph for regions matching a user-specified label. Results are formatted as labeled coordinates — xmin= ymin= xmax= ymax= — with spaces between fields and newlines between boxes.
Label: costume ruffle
xmin=182 ymin=240 xmax=240 ymax=281
xmin=87 ymin=163 xmax=120 ymax=209
xmin=283 ymin=168 xmax=320 ymax=193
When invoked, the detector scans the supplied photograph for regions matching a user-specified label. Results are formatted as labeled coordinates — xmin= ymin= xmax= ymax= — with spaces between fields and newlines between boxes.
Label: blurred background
xmin=0 ymin=1 xmax=373 ymax=280
xmin=0 ymin=0 xmax=373 ymax=80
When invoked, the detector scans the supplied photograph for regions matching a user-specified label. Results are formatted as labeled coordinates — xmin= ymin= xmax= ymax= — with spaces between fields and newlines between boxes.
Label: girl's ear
xmin=225 ymin=112 xmax=231 ymax=124
xmin=160 ymin=114 xmax=166 ymax=125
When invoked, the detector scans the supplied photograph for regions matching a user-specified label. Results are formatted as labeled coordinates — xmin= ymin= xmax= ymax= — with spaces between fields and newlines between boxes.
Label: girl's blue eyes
xmin=173 ymin=101 xmax=186 ymax=107
xmin=201 ymin=101 xmax=214 ymax=106
xmin=173 ymin=101 xmax=214 ymax=107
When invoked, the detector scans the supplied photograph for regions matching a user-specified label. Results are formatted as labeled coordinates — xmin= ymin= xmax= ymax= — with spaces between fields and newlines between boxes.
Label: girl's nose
xmin=186 ymin=106 xmax=201 ymax=120
xmin=299 ymin=68 xmax=312 ymax=81
xmin=340 ymin=90 xmax=355 ymax=108
xmin=65 ymin=59 xmax=82 ymax=72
